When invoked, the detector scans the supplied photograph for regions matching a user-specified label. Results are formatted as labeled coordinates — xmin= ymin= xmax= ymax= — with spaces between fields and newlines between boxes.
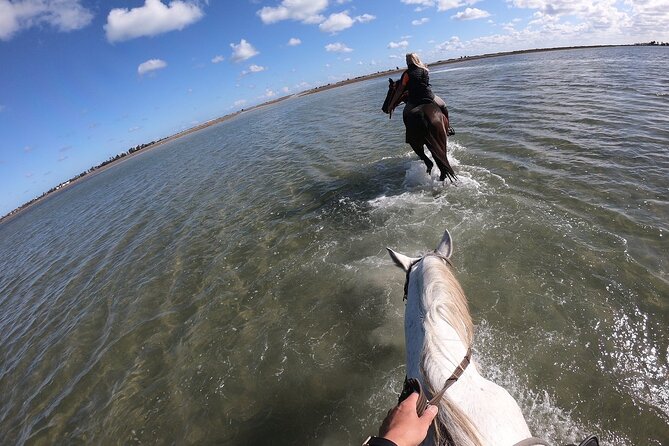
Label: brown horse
xmin=382 ymin=78 xmax=457 ymax=182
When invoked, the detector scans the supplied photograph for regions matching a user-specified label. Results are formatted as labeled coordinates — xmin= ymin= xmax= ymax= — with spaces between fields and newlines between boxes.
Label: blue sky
xmin=1 ymin=0 xmax=668 ymax=216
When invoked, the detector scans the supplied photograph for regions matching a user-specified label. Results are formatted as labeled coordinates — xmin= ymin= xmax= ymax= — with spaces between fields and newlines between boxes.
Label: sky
xmin=1 ymin=0 xmax=668 ymax=216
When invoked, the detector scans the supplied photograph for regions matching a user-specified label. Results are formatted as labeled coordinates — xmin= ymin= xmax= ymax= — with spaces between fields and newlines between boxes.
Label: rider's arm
xmin=401 ymin=72 xmax=409 ymax=88
xmin=364 ymin=392 xmax=438 ymax=446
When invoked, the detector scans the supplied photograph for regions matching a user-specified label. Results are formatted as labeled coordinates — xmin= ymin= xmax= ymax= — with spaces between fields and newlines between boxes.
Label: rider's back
xmin=406 ymin=64 xmax=435 ymax=106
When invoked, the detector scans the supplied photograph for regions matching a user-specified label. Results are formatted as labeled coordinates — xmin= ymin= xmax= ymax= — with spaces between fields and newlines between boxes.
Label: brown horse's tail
xmin=425 ymin=107 xmax=457 ymax=183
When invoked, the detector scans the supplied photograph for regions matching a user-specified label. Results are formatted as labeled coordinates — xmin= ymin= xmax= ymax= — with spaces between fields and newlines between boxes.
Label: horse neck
xmin=418 ymin=257 xmax=474 ymax=364
xmin=405 ymin=257 xmax=483 ymax=446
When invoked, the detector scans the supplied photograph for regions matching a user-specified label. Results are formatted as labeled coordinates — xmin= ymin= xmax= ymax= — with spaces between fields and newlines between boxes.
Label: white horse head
xmin=387 ymin=230 xmax=535 ymax=446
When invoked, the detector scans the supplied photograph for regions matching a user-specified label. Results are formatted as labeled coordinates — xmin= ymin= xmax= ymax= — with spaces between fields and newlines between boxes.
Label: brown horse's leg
xmin=410 ymin=142 xmax=433 ymax=175
xmin=425 ymin=112 xmax=457 ymax=183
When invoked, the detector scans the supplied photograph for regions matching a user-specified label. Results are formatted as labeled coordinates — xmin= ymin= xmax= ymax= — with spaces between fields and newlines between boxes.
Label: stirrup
xmin=447 ymin=126 xmax=455 ymax=136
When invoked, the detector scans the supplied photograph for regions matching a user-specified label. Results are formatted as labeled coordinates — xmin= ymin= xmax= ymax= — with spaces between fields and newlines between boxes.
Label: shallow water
xmin=1 ymin=46 xmax=668 ymax=445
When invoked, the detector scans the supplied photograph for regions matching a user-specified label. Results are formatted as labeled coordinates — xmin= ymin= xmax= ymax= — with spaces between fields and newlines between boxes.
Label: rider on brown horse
xmin=382 ymin=53 xmax=457 ymax=182
xmin=390 ymin=53 xmax=455 ymax=137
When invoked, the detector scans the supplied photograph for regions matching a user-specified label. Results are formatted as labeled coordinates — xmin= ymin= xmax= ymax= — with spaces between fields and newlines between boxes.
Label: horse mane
xmin=416 ymin=258 xmax=482 ymax=446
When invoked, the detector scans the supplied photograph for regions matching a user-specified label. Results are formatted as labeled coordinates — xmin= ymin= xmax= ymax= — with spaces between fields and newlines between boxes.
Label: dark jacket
xmin=405 ymin=65 xmax=434 ymax=105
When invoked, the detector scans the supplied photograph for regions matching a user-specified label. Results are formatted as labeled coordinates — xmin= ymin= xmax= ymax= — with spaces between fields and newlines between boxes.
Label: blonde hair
xmin=406 ymin=53 xmax=428 ymax=71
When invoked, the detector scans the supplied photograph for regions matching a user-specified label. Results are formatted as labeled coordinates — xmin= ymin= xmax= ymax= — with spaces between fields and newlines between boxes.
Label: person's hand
xmin=378 ymin=392 xmax=438 ymax=446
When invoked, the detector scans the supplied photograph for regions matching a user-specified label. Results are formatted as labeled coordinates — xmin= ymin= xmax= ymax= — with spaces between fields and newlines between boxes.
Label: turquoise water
xmin=1 ymin=46 xmax=668 ymax=445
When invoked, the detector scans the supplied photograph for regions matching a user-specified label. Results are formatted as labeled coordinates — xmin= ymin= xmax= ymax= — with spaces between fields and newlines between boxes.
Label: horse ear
xmin=388 ymin=78 xmax=393 ymax=85
xmin=387 ymin=248 xmax=419 ymax=272
xmin=436 ymin=229 xmax=454 ymax=258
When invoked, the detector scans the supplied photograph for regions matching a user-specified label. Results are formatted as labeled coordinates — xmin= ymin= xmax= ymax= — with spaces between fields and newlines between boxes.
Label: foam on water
xmin=475 ymin=320 xmax=633 ymax=446
xmin=599 ymin=307 xmax=669 ymax=419
xmin=375 ymin=141 xmax=487 ymax=195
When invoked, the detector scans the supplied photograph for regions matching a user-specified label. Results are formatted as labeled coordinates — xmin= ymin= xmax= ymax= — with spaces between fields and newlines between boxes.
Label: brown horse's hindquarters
xmin=404 ymin=103 xmax=457 ymax=182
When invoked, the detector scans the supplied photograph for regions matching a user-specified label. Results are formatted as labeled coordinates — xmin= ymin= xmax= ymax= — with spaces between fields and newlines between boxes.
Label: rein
xmin=401 ymin=347 xmax=473 ymax=417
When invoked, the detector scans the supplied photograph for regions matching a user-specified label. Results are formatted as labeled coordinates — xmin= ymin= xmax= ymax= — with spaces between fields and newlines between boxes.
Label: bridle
xmin=384 ymin=79 xmax=404 ymax=119
xmin=403 ymin=251 xmax=454 ymax=301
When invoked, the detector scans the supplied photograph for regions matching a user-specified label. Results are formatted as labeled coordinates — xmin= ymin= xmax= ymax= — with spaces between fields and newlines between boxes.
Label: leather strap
xmin=408 ymin=347 xmax=473 ymax=416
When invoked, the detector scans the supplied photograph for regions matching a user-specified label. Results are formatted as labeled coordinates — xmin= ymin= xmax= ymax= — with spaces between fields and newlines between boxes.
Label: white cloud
xmin=501 ymin=0 xmax=669 ymax=44
xmin=104 ymin=0 xmax=203 ymax=43
xmin=257 ymin=0 xmax=328 ymax=24
xmin=287 ymin=37 xmax=301 ymax=46
xmin=429 ymin=0 xmax=667 ymax=59
xmin=388 ymin=40 xmax=409 ymax=49
xmin=401 ymin=0 xmax=480 ymax=12
xmin=437 ymin=0 xmax=470 ymax=11
xmin=501 ymin=20 xmax=518 ymax=32
xmin=242 ymin=64 xmax=266 ymax=75
xmin=0 ymin=0 xmax=93 ymax=41
xmin=412 ymin=17 xmax=430 ymax=25
xmin=401 ymin=0 xmax=434 ymax=6
xmin=513 ymin=0 xmax=633 ymax=33
xmin=325 ymin=42 xmax=353 ymax=52
xmin=435 ymin=36 xmax=463 ymax=51
xmin=319 ymin=11 xmax=354 ymax=32
xmin=626 ymin=0 xmax=669 ymax=33
xmin=138 ymin=58 xmax=167 ymax=75
xmin=264 ymin=89 xmax=276 ymax=98
xmin=319 ymin=11 xmax=375 ymax=33
xmin=230 ymin=39 xmax=259 ymax=62
xmin=356 ymin=13 xmax=375 ymax=23
xmin=234 ymin=99 xmax=247 ymax=107
xmin=452 ymin=7 xmax=490 ymax=20
xmin=211 ymin=55 xmax=225 ymax=63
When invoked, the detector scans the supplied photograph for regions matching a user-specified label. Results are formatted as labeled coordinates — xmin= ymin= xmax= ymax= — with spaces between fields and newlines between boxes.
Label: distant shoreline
xmin=1 ymin=43 xmax=661 ymax=224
